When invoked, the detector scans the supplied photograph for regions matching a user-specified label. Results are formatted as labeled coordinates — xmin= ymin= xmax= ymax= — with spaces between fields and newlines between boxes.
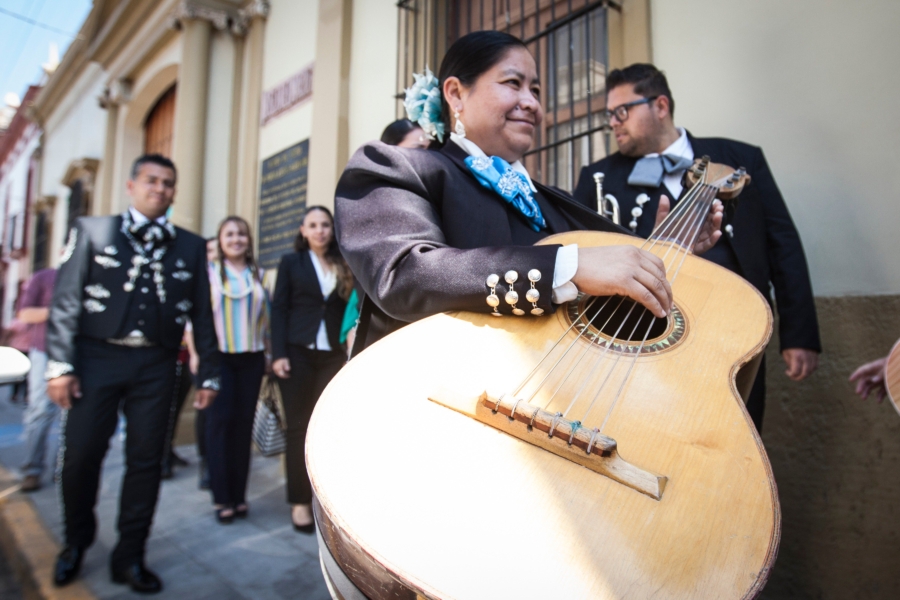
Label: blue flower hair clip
xmin=404 ymin=67 xmax=445 ymax=143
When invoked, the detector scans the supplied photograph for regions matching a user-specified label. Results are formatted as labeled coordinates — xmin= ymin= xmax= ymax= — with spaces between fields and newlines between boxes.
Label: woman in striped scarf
xmin=206 ymin=216 xmax=271 ymax=523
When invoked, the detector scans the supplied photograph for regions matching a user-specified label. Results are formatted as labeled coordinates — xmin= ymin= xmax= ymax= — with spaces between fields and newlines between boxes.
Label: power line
xmin=0 ymin=6 xmax=80 ymax=39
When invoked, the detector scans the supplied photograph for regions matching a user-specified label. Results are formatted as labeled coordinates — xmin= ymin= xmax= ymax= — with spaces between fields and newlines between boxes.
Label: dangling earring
xmin=454 ymin=109 xmax=466 ymax=138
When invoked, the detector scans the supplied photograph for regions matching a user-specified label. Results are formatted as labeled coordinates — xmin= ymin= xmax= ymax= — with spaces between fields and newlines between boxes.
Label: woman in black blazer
xmin=271 ymin=206 xmax=353 ymax=532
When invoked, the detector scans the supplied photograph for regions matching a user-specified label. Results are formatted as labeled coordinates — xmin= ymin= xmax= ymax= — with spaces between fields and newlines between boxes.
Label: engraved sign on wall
xmin=260 ymin=63 xmax=314 ymax=126
xmin=257 ymin=140 xmax=309 ymax=270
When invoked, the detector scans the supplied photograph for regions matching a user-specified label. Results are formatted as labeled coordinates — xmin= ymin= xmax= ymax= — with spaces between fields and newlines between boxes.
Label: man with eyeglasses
xmin=573 ymin=63 xmax=820 ymax=433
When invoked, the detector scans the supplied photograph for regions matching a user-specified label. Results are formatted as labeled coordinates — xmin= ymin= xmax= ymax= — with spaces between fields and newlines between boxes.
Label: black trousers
xmin=277 ymin=345 xmax=345 ymax=505
xmin=60 ymin=338 xmax=177 ymax=568
xmin=162 ymin=359 xmax=193 ymax=465
xmin=746 ymin=355 xmax=766 ymax=433
xmin=205 ymin=351 xmax=265 ymax=506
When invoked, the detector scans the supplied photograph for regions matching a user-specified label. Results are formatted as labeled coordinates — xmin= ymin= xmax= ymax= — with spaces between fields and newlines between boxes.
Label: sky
xmin=0 ymin=0 xmax=93 ymax=103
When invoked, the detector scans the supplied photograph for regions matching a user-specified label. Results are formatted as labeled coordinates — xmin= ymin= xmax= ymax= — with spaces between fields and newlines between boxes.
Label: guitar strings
xmin=596 ymin=184 xmax=717 ymax=432
xmin=574 ymin=183 xmax=714 ymax=426
xmin=555 ymin=190 xmax=709 ymax=418
xmin=532 ymin=297 xmax=626 ymax=408
xmin=511 ymin=181 xmax=704 ymax=400
xmin=510 ymin=175 xmax=709 ymax=416
xmin=512 ymin=176 xmax=707 ymax=403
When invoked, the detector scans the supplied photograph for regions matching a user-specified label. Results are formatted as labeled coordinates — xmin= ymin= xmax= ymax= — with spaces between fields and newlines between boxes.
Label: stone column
xmin=234 ymin=0 xmax=270 ymax=231
xmin=307 ymin=0 xmax=353 ymax=213
xmin=96 ymin=88 xmax=120 ymax=217
xmin=170 ymin=2 xmax=226 ymax=233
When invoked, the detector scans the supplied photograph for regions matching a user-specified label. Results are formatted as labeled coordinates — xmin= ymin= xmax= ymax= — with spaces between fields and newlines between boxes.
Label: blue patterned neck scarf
xmin=464 ymin=155 xmax=546 ymax=232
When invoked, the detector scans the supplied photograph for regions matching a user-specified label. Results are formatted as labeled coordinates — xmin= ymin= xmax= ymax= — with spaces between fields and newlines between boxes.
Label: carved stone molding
xmin=170 ymin=1 xmax=233 ymax=31
xmin=62 ymin=158 xmax=101 ymax=192
xmin=98 ymin=87 xmax=113 ymax=110
xmin=33 ymin=195 xmax=57 ymax=214
xmin=99 ymin=78 xmax=134 ymax=109
xmin=233 ymin=0 xmax=270 ymax=35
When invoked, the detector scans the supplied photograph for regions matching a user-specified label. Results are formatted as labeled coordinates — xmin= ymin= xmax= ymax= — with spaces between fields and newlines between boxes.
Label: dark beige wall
xmin=761 ymin=295 xmax=900 ymax=599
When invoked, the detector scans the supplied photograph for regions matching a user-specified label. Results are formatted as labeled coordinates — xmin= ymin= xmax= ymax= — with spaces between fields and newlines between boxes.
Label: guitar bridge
xmin=429 ymin=390 xmax=667 ymax=500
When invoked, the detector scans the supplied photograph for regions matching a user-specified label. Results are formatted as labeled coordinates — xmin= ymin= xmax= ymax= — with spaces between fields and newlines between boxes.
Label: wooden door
xmin=144 ymin=85 xmax=177 ymax=157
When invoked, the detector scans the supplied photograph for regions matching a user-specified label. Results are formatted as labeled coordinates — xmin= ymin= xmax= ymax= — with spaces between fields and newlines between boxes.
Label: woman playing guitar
xmin=338 ymin=32 xmax=721 ymax=352
xmin=321 ymin=31 xmax=775 ymax=600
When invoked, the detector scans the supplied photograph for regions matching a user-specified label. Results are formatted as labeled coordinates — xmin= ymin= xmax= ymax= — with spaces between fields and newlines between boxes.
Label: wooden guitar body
xmin=886 ymin=338 xmax=900 ymax=416
xmin=308 ymin=230 xmax=779 ymax=599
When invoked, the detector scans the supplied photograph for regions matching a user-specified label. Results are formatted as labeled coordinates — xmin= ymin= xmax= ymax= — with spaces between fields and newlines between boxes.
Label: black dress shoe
xmin=292 ymin=520 xmax=315 ymax=534
xmin=111 ymin=562 xmax=162 ymax=594
xmin=20 ymin=474 xmax=41 ymax=492
xmin=53 ymin=546 xmax=85 ymax=587
xmin=216 ymin=507 xmax=235 ymax=524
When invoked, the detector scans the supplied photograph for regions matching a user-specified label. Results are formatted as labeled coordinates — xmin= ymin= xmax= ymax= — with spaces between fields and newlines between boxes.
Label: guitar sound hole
xmin=581 ymin=296 xmax=669 ymax=342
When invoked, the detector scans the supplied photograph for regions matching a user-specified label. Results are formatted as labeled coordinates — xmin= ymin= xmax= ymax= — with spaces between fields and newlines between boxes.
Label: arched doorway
xmin=144 ymin=84 xmax=177 ymax=157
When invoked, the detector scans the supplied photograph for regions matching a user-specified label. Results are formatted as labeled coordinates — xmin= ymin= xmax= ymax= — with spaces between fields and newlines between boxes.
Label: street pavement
xmin=0 ymin=385 xmax=331 ymax=599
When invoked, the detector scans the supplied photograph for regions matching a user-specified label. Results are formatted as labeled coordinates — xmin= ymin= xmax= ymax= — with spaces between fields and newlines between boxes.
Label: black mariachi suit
xmin=572 ymin=132 xmax=821 ymax=429
xmin=46 ymin=212 xmax=219 ymax=568
xmin=335 ymin=140 xmax=629 ymax=351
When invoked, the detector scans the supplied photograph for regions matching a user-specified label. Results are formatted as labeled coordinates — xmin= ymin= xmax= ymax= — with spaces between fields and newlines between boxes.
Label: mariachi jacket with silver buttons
xmin=46 ymin=213 xmax=220 ymax=388
xmin=572 ymin=132 xmax=821 ymax=353
xmin=335 ymin=141 xmax=630 ymax=352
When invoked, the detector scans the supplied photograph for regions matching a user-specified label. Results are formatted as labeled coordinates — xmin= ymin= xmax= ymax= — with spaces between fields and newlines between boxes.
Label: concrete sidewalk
xmin=0 ymin=386 xmax=331 ymax=599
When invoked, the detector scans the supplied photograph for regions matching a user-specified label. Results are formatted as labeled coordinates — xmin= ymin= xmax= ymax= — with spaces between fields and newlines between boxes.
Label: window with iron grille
xmin=396 ymin=0 xmax=618 ymax=192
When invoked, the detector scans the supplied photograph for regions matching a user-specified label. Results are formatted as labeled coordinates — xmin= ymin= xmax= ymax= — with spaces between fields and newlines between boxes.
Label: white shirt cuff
xmin=552 ymin=244 xmax=579 ymax=304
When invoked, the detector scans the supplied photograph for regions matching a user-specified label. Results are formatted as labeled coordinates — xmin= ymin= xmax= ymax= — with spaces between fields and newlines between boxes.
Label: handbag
xmin=252 ymin=376 xmax=287 ymax=457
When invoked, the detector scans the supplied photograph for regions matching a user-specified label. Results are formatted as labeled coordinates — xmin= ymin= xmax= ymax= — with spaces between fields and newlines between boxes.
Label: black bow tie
xmin=131 ymin=221 xmax=173 ymax=249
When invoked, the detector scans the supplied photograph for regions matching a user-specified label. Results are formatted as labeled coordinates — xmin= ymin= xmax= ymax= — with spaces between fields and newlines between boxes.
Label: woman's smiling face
xmin=446 ymin=46 xmax=542 ymax=163
xmin=299 ymin=209 xmax=334 ymax=254
xmin=219 ymin=220 xmax=250 ymax=262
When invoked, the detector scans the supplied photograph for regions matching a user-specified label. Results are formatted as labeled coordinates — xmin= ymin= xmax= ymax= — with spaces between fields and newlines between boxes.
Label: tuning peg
xmin=725 ymin=224 xmax=734 ymax=238
xmin=636 ymin=193 xmax=650 ymax=207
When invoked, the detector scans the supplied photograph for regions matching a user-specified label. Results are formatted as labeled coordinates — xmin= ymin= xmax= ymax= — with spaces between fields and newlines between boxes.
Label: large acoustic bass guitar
xmin=308 ymin=158 xmax=779 ymax=599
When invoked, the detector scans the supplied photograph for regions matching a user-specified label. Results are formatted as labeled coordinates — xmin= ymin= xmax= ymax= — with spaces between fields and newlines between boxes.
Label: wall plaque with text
xmin=257 ymin=139 xmax=309 ymax=270
xmin=260 ymin=63 xmax=314 ymax=125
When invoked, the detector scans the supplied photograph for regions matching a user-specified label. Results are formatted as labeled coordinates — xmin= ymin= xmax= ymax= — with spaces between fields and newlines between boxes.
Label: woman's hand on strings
xmin=573 ymin=246 xmax=672 ymax=319
xmin=849 ymin=357 xmax=888 ymax=402
xmin=654 ymin=195 xmax=724 ymax=255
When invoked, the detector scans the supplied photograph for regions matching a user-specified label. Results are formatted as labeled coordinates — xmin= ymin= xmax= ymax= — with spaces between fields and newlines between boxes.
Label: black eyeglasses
xmin=602 ymin=96 xmax=660 ymax=123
